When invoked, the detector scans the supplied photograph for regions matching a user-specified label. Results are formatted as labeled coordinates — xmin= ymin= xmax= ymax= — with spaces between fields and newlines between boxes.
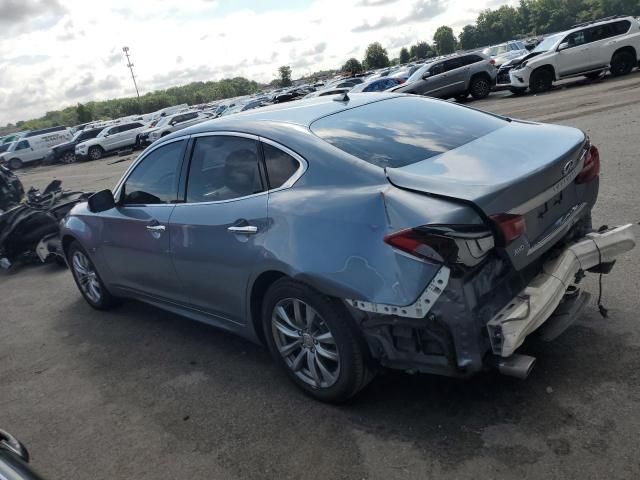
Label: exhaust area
xmin=497 ymin=354 xmax=536 ymax=379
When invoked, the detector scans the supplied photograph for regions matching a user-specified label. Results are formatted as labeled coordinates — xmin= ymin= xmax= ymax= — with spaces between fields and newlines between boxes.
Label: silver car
xmin=390 ymin=53 xmax=497 ymax=100
xmin=61 ymin=94 xmax=635 ymax=402
xmin=483 ymin=40 xmax=529 ymax=67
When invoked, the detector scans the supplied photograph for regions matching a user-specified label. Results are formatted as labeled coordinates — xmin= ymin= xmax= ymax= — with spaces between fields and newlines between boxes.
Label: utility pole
xmin=122 ymin=46 xmax=141 ymax=102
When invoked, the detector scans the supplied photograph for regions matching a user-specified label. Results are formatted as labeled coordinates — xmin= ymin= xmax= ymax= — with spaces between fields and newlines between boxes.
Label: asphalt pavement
xmin=2 ymin=72 xmax=640 ymax=480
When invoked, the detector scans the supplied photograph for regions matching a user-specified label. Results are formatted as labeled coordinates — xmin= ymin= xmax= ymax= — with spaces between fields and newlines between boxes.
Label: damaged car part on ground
xmin=60 ymin=94 xmax=635 ymax=402
xmin=0 ymin=430 xmax=46 ymax=480
xmin=0 ymin=176 xmax=89 ymax=270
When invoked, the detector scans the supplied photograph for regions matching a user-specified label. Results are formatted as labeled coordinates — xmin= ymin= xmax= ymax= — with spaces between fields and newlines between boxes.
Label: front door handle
xmin=146 ymin=225 xmax=166 ymax=232
xmin=228 ymin=225 xmax=258 ymax=234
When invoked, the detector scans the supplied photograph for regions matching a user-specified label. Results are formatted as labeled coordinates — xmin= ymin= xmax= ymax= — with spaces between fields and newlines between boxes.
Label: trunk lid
xmin=386 ymin=120 xmax=590 ymax=269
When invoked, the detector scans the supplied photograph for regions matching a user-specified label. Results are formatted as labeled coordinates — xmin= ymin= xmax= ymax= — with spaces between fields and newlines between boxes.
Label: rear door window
xmin=444 ymin=58 xmax=464 ymax=72
xmin=611 ymin=20 xmax=631 ymax=35
xmin=311 ymin=96 xmax=507 ymax=168
xmin=186 ymin=136 xmax=263 ymax=203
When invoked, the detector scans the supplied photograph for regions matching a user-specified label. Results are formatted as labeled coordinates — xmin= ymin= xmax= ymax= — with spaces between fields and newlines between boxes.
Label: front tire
xmin=67 ymin=241 xmax=117 ymax=310
xmin=262 ymin=278 xmax=374 ymax=403
xmin=88 ymin=146 xmax=103 ymax=160
xmin=529 ymin=68 xmax=553 ymax=94
xmin=8 ymin=158 xmax=22 ymax=170
xmin=61 ymin=151 xmax=76 ymax=164
xmin=469 ymin=76 xmax=491 ymax=99
xmin=610 ymin=51 xmax=634 ymax=76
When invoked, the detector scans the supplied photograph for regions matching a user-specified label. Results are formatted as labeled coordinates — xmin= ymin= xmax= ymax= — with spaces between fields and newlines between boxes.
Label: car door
xmin=101 ymin=126 xmax=121 ymax=151
xmin=99 ymin=139 xmax=188 ymax=301
xmin=419 ymin=62 xmax=447 ymax=96
xmin=557 ymin=29 xmax=591 ymax=76
xmin=14 ymin=140 xmax=38 ymax=162
xmin=586 ymin=24 xmax=615 ymax=69
xmin=439 ymin=57 xmax=467 ymax=96
xmin=169 ymin=133 xmax=268 ymax=325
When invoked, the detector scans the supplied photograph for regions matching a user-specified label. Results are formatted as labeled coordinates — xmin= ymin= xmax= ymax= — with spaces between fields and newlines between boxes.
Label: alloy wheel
xmin=71 ymin=251 xmax=102 ymax=304
xmin=61 ymin=152 xmax=76 ymax=164
xmin=271 ymin=298 xmax=340 ymax=388
xmin=89 ymin=148 xmax=102 ymax=160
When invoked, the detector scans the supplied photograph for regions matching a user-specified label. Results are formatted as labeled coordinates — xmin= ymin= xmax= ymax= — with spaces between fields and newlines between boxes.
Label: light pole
xmin=122 ymin=46 xmax=141 ymax=102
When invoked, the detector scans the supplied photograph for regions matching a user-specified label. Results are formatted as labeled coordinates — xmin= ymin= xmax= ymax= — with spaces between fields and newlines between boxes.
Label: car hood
xmin=385 ymin=119 xmax=586 ymax=215
xmin=504 ymin=51 xmax=545 ymax=68
xmin=53 ymin=140 xmax=76 ymax=150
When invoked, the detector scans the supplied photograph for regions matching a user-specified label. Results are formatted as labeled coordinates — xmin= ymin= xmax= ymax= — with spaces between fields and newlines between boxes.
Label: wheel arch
xmin=612 ymin=45 xmax=637 ymax=62
xmin=249 ymin=270 xmax=289 ymax=343
xmin=532 ymin=64 xmax=556 ymax=80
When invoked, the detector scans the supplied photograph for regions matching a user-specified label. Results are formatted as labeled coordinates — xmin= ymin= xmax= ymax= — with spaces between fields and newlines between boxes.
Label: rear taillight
xmin=489 ymin=213 xmax=526 ymax=245
xmin=575 ymin=143 xmax=600 ymax=184
xmin=384 ymin=225 xmax=494 ymax=266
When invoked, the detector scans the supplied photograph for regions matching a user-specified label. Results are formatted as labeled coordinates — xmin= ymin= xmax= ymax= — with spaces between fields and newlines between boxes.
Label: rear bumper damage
xmin=347 ymin=224 xmax=635 ymax=377
xmin=487 ymin=224 xmax=636 ymax=357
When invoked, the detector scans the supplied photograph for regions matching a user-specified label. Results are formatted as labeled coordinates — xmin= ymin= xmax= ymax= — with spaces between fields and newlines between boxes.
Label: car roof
xmin=162 ymin=94 xmax=399 ymax=137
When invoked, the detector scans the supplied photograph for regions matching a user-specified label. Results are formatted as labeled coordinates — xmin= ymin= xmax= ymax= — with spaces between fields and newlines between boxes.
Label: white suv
xmin=75 ymin=122 xmax=147 ymax=160
xmin=505 ymin=16 xmax=640 ymax=93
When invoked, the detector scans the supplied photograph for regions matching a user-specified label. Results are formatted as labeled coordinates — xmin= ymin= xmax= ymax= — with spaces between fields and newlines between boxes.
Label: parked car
xmin=0 ymin=429 xmax=46 ymax=479
xmin=502 ymin=16 xmax=640 ymax=94
xmin=75 ymin=122 xmax=147 ymax=161
xmin=0 ymin=128 xmax=72 ymax=170
xmin=139 ymin=111 xmax=208 ymax=146
xmin=1 ymin=132 xmax=28 ymax=145
xmin=61 ymin=93 xmax=635 ymax=402
xmin=303 ymin=87 xmax=352 ymax=98
xmin=46 ymin=128 xmax=103 ymax=164
xmin=350 ymin=77 xmax=402 ymax=92
xmin=483 ymin=40 xmax=529 ymax=67
xmin=391 ymin=52 xmax=497 ymax=100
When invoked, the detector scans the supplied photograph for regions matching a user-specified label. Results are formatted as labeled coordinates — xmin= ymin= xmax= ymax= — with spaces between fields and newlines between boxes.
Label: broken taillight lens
xmin=384 ymin=225 xmax=494 ymax=266
xmin=489 ymin=213 xmax=526 ymax=245
xmin=575 ymin=143 xmax=600 ymax=184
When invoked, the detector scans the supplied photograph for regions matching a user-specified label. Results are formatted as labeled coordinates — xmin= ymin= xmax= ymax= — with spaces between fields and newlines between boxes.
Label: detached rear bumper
xmin=487 ymin=224 xmax=636 ymax=357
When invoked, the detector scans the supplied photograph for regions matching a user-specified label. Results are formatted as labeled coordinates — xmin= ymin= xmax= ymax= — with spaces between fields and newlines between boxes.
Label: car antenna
xmin=333 ymin=92 xmax=350 ymax=102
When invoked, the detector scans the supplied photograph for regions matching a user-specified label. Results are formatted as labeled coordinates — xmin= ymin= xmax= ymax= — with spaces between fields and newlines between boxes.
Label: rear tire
xmin=8 ymin=158 xmax=22 ymax=170
xmin=469 ymin=76 xmax=491 ymax=99
xmin=262 ymin=278 xmax=374 ymax=403
xmin=610 ymin=51 xmax=634 ymax=76
xmin=88 ymin=146 xmax=103 ymax=160
xmin=67 ymin=241 xmax=117 ymax=310
xmin=61 ymin=151 xmax=76 ymax=164
xmin=529 ymin=68 xmax=553 ymax=94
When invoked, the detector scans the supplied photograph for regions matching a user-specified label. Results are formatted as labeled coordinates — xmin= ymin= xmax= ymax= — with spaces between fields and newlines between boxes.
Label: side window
xmin=170 ymin=115 xmax=183 ymax=125
xmin=183 ymin=112 xmax=198 ymax=121
xmin=263 ymin=143 xmax=300 ymax=189
xmin=444 ymin=58 xmax=463 ymax=72
xmin=611 ymin=20 xmax=631 ymax=35
xmin=564 ymin=30 xmax=587 ymax=47
xmin=122 ymin=140 xmax=185 ymax=205
xmin=589 ymin=25 xmax=612 ymax=42
xmin=429 ymin=63 xmax=445 ymax=75
xmin=186 ymin=136 xmax=263 ymax=203
xmin=107 ymin=126 xmax=120 ymax=135
xmin=16 ymin=140 xmax=30 ymax=150
xmin=463 ymin=55 xmax=482 ymax=65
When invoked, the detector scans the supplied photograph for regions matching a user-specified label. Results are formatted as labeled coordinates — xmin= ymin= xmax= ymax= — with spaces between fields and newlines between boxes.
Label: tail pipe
xmin=497 ymin=354 xmax=536 ymax=379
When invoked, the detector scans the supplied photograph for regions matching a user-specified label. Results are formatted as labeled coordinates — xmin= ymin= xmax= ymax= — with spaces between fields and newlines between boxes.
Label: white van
xmin=0 ymin=127 xmax=72 ymax=169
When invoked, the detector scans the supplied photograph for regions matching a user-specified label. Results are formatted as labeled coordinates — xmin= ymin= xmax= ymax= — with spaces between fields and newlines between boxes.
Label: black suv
xmin=47 ymin=128 xmax=103 ymax=164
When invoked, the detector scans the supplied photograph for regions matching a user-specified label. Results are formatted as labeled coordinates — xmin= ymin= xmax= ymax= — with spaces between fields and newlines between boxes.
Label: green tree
xmin=363 ymin=42 xmax=390 ymax=69
xmin=410 ymin=41 xmax=433 ymax=59
xmin=75 ymin=103 xmax=93 ymax=123
xmin=278 ymin=65 xmax=292 ymax=87
xmin=399 ymin=47 xmax=410 ymax=64
xmin=458 ymin=24 xmax=480 ymax=50
xmin=341 ymin=57 xmax=363 ymax=74
xmin=433 ymin=26 xmax=457 ymax=55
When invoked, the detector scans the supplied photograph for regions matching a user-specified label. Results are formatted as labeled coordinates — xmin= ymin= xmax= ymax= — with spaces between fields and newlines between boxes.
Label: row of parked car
xmin=1 ymin=16 xmax=638 ymax=171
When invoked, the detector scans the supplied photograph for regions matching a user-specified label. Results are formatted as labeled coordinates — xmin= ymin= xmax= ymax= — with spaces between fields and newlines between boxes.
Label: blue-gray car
xmin=61 ymin=94 xmax=635 ymax=402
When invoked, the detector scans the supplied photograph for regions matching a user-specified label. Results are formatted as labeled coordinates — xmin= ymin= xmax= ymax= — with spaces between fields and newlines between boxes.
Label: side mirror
xmin=88 ymin=189 xmax=115 ymax=212
xmin=558 ymin=42 xmax=569 ymax=51
xmin=422 ymin=71 xmax=432 ymax=79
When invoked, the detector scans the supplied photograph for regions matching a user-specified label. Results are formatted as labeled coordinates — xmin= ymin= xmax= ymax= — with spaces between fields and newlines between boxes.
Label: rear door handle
xmin=146 ymin=225 xmax=166 ymax=232
xmin=228 ymin=225 xmax=258 ymax=234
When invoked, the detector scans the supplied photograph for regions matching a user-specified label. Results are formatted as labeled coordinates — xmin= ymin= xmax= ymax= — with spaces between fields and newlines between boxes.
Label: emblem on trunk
xmin=562 ymin=159 xmax=576 ymax=176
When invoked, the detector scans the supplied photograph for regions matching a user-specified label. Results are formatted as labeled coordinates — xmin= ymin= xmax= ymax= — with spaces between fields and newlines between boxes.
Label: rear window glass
xmin=310 ymin=97 xmax=507 ymax=168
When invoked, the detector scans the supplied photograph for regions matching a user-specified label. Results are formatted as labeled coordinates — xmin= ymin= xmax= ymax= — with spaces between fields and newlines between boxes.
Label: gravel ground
xmin=2 ymin=72 xmax=640 ymax=480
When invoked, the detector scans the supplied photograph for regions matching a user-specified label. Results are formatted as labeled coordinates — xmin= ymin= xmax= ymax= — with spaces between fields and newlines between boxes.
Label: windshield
xmin=155 ymin=117 xmax=171 ymax=127
xmin=533 ymin=34 xmax=563 ymax=53
xmin=6 ymin=142 xmax=17 ymax=152
xmin=407 ymin=64 xmax=429 ymax=83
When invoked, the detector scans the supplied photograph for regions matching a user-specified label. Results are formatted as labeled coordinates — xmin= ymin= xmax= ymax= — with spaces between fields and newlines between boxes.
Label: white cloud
xmin=0 ymin=0 xmax=514 ymax=124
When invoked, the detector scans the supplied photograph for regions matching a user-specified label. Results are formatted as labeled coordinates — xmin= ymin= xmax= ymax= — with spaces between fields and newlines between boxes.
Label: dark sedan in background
xmin=46 ymin=128 xmax=103 ymax=164
xmin=60 ymin=94 xmax=634 ymax=402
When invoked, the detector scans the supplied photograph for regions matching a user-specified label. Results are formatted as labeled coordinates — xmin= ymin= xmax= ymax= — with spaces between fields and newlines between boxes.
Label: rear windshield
xmin=310 ymin=96 xmax=507 ymax=168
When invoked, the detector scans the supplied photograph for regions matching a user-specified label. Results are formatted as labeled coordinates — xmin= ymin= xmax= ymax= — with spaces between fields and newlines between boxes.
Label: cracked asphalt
xmin=2 ymin=72 xmax=640 ymax=479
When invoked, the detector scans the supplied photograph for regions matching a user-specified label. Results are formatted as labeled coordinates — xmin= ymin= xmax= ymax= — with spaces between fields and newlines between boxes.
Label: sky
xmin=0 ymin=0 xmax=515 ymax=125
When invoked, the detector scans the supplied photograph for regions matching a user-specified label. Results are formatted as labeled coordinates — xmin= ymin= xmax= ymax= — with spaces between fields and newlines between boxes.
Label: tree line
xmin=3 ymin=0 xmax=638 ymax=133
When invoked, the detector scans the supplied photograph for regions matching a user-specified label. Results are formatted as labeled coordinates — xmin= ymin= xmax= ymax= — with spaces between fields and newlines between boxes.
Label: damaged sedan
xmin=60 ymin=94 xmax=635 ymax=402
